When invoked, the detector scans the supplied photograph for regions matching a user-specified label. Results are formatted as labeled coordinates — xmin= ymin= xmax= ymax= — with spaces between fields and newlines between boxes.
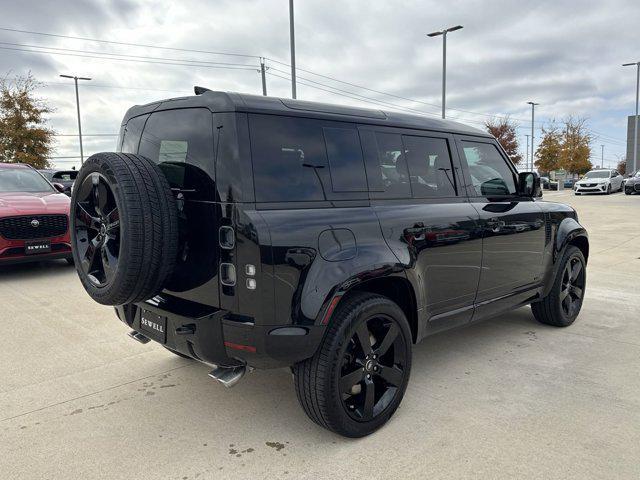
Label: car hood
xmin=576 ymin=179 xmax=607 ymax=184
xmin=626 ymin=177 xmax=639 ymax=184
xmin=0 ymin=191 xmax=70 ymax=217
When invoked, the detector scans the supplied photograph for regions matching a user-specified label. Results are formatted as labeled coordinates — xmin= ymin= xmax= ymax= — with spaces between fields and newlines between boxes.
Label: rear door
xmin=360 ymin=126 xmax=483 ymax=335
xmin=455 ymin=136 xmax=546 ymax=318
xmin=133 ymin=108 xmax=221 ymax=307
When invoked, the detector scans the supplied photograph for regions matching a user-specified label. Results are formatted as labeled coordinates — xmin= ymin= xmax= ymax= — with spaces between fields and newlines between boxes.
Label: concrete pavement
xmin=1 ymin=189 xmax=639 ymax=479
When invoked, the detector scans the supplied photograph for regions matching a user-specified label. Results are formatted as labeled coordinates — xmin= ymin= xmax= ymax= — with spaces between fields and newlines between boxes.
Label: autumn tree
xmin=0 ymin=73 xmax=55 ymax=168
xmin=616 ymin=158 xmax=626 ymax=175
xmin=485 ymin=116 xmax=522 ymax=165
xmin=534 ymin=124 xmax=562 ymax=174
xmin=559 ymin=117 xmax=592 ymax=174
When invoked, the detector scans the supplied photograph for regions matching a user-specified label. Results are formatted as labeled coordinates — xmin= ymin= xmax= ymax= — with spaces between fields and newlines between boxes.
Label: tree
xmin=617 ymin=158 xmax=626 ymax=175
xmin=0 ymin=73 xmax=55 ymax=168
xmin=534 ymin=124 xmax=562 ymax=174
xmin=559 ymin=117 xmax=592 ymax=175
xmin=485 ymin=116 xmax=522 ymax=165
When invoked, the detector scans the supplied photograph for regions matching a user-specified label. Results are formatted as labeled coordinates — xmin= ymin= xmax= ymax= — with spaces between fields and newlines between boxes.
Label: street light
xmin=289 ymin=0 xmax=297 ymax=99
xmin=601 ymin=144 xmax=605 ymax=168
xmin=60 ymin=74 xmax=91 ymax=164
xmin=623 ymin=61 xmax=639 ymax=173
xmin=527 ymin=101 xmax=539 ymax=171
xmin=427 ymin=25 xmax=463 ymax=119
xmin=525 ymin=134 xmax=530 ymax=168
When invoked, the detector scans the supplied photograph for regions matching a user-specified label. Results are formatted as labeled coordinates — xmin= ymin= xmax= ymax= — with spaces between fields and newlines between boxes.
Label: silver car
xmin=574 ymin=169 xmax=623 ymax=195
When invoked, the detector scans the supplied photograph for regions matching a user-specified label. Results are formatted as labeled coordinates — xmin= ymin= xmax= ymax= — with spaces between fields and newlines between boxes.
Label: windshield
xmin=0 ymin=168 xmax=55 ymax=193
xmin=583 ymin=171 xmax=609 ymax=179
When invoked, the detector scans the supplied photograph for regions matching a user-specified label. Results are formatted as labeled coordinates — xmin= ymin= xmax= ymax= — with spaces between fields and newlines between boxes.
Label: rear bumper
xmin=115 ymin=296 xmax=325 ymax=369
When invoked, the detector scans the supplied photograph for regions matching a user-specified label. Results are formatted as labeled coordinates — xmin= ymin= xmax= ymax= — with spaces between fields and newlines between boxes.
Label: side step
xmin=208 ymin=365 xmax=246 ymax=388
xmin=128 ymin=330 xmax=151 ymax=344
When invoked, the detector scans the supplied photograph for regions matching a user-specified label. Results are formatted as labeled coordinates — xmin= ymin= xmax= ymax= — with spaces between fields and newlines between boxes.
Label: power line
xmin=0 ymin=41 xmax=256 ymax=68
xmin=0 ymin=45 xmax=258 ymax=71
xmin=53 ymin=133 xmax=118 ymax=137
xmin=0 ymin=26 xmax=259 ymax=59
xmin=43 ymin=81 xmax=191 ymax=94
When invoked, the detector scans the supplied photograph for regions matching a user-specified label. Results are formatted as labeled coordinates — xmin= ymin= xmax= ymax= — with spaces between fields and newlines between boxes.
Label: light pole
xmin=601 ymin=144 xmax=605 ymax=168
xmin=527 ymin=101 xmax=539 ymax=171
xmin=525 ymin=134 xmax=530 ymax=170
xmin=623 ymin=61 xmax=639 ymax=173
xmin=289 ymin=0 xmax=297 ymax=99
xmin=60 ymin=74 xmax=91 ymax=164
xmin=427 ymin=25 xmax=463 ymax=119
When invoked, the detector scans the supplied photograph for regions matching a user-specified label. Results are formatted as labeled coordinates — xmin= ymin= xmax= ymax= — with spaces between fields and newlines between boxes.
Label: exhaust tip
xmin=208 ymin=365 xmax=246 ymax=388
xmin=128 ymin=330 xmax=151 ymax=344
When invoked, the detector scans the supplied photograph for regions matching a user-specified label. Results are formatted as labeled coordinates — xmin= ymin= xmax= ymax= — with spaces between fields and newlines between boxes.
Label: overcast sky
xmin=0 ymin=0 xmax=638 ymax=169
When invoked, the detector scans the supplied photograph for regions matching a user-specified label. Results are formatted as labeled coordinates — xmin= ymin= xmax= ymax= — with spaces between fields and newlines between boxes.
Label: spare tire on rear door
xmin=70 ymin=152 xmax=179 ymax=305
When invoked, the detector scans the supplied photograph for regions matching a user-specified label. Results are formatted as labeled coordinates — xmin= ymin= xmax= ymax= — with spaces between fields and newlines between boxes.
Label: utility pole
xmin=60 ymin=74 xmax=91 ymax=164
xmin=623 ymin=61 xmax=639 ymax=173
xmin=601 ymin=144 xmax=605 ymax=168
xmin=289 ymin=0 xmax=297 ymax=99
xmin=527 ymin=101 xmax=539 ymax=171
xmin=525 ymin=134 xmax=530 ymax=170
xmin=427 ymin=25 xmax=463 ymax=119
xmin=260 ymin=58 xmax=267 ymax=96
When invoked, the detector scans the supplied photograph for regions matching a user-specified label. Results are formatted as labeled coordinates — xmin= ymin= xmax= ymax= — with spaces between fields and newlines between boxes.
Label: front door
xmin=360 ymin=127 xmax=483 ymax=337
xmin=455 ymin=137 xmax=546 ymax=318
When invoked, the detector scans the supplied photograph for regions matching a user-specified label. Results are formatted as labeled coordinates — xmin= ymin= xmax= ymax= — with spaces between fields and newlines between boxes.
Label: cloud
xmin=0 ymin=0 xmax=636 ymax=168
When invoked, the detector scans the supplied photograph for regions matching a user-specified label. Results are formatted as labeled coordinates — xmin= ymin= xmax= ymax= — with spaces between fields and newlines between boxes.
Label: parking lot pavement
xmin=1 ymin=191 xmax=639 ymax=480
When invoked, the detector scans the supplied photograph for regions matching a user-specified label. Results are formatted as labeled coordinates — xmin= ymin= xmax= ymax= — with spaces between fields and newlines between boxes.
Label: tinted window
xmin=250 ymin=115 xmax=330 ymax=202
xmin=403 ymin=136 xmax=456 ymax=197
xmin=373 ymin=132 xmax=411 ymax=198
xmin=461 ymin=142 xmax=516 ymax=196
xmin=121 ymin=114 xmax=148 ymax=154
xmin=323 ymin=127 xmax=366 ymax=192
xmin=138 ymin=109 xmax=215 ymax=199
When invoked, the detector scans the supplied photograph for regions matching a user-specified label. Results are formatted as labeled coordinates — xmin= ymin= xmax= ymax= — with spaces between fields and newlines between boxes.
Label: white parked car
xmin=574 ymin=169 xmax=623 ymax=195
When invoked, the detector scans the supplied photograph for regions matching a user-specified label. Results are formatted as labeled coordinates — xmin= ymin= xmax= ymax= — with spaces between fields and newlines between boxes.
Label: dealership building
xmin=627 ymin=115 xmax=640 ymax=173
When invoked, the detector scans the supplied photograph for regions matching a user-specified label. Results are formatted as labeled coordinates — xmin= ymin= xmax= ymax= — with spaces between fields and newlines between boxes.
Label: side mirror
xmin=518 ymin=172 xmax=541 ymax=198
xmin=52 ymin=183 xmax=65 ymax=193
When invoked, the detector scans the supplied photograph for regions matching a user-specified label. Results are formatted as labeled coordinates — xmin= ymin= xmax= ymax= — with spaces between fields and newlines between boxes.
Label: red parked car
xmin=0 ymin=163 xmax=72 ymax=265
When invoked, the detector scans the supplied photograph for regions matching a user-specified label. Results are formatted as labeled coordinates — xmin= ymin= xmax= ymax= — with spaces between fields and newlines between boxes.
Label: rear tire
xmin=532 ymin=245 xmax=586 ymax=327
xmin=293 ymin=292 xmax=412 ymax=437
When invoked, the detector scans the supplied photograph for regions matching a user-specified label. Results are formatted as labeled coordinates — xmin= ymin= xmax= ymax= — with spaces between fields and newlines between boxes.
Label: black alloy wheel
xmin=339 ymin=315 xmax=407 ymax=422
xmin=294 ymin=292 xmax=412 ymax=437
xmin=559 ymin=255 xmax=585 ymax=318
xmin=532 ymin=245 xmax=586 ymax=327
xmin=74 ymin=173 xmax=120 ymax=287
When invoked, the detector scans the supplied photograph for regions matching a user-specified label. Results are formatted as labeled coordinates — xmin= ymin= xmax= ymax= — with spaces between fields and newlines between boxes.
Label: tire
xmin=70 ymin=152 xmax=179 ymax=305
xmin=532 ymin=245 xmax=586 ymax=327
xmin=606 ymin=184 xmax=611 ymax=195
xmin=293 ymin=292 xmax=412 ymax=438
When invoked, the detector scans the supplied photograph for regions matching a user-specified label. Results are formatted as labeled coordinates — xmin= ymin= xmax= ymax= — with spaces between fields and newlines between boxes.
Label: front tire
xmin=294 ymin=292 xmax=412 ymax=437
xmin=532 ymin=245 xmax=586 ymax=327
xmin=606 ymin=184 xmax=611 ymax=195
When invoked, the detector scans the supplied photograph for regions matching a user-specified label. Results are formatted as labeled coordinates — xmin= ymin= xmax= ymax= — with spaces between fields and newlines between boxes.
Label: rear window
xmin=137 ymin=108 xmax=215 ymax=200
xmin=249 ymin=114 xmax=366 ymax=202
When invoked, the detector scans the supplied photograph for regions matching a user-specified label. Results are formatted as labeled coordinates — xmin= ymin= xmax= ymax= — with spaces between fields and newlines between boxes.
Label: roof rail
xmin=194 ymin=86 xmax=212 ymax=95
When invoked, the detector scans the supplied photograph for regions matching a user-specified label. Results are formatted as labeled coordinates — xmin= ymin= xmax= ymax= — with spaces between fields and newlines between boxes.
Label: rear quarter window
xmin=249 ymin=114 xmax=367 ymax=203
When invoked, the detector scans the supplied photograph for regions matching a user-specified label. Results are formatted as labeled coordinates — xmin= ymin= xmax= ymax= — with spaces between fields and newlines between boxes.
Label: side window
xmin=138 ymin=108 xmax=215 ymax=200
xmin=120 ymin=114 xmax=148 ymax=154
xmin=372 ymin=132 xmax=411 ymax=198
xmin=403 ymin=136 xmax=457 ymax=197
xmin=461 ymin=141 xmax=517 ymax=196
xmin=323 ymin=127 xmax=367 ymax=192
xmin=250 ymin=114 xmax=329 ymax=202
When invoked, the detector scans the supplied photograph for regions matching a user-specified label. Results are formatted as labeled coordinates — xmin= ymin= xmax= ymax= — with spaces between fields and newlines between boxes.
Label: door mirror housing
xmin=518 ymin=172 xmax=541 ymax=197
xmin=52 ymin=182 xmax=65 ymax=193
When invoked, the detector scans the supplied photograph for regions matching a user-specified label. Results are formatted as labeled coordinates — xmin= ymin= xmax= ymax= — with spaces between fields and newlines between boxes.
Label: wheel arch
xmin=333 ymin=274 xmax=419 ymax=343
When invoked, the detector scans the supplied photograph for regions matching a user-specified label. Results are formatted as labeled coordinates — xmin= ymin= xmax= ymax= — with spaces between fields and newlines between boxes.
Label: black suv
xmin=70 ymin=89 xmax=588 ymax=437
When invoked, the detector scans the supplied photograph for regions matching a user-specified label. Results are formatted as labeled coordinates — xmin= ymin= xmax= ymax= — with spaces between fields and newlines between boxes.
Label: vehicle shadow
xmin=0 ymin=260 xmax=74 ymax=282
xmin=164 ymin=307 xmax=541 ymax=443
